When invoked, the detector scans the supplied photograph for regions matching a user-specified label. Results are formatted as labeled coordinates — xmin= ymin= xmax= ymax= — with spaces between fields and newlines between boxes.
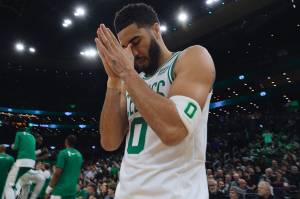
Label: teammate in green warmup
xmin=0 ymin=144 xmax=15 ymax=199
xmin=45 ymin=135 xmax=83 ymax=199
xmin=4 ymin=127 xmax=36 ymax=198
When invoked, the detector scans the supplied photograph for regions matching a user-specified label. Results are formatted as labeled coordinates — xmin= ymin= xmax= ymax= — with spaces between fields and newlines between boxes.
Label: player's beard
xmin=134 ymin=37 xmax=161 ymax=76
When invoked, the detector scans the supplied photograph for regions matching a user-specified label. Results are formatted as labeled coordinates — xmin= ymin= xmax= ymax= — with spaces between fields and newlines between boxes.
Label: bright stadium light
xmin=50 ymin=146 xmax=56 ymax=150
xmin=64 ymin=112 xmax=72 ymax=116
xmin=29 ymin=47 xmax=36 ymax=53
xmin=177 ymin=12 xmax=188 ymax=23
xmin=239 ymin=75 xmax=245 ymax=80
xmin=80 ymin=48 xmax=97 ymax=58
xmin=74 ymin=7 xmax=85 ymax=17
xmin=15 ymin=42 xmax=25 ymax=52
xmin=79 ymin=124 xmax=87 ymax=129
xmin=92 ymin=145 xmax=96 ymax=149
xmin=260 ymin=91 xmax=267 ymax=97
xmin=160 ymin=25 xmax=167 ymax=32
xmin=206 ymin=0 xmax=220 ymax=5
xmin=62 ymin=18 xmax=72 ymax=28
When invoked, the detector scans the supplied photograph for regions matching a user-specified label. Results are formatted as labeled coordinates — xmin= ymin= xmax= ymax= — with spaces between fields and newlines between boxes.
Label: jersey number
xmin=127 ymin=117 xmax=148 ymax=154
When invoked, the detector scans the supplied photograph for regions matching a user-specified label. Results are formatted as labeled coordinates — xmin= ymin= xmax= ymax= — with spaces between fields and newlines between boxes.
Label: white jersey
xmin=115 ymin=51 xmax=212 ymax=199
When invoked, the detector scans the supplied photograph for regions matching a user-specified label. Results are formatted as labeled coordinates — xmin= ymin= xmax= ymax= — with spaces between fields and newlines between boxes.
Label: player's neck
xmin=158 ymin=46 xmax=172 ymax=67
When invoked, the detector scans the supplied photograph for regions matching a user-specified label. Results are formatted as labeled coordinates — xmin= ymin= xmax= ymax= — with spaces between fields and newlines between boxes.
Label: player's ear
xmin=152 ymin=23 xmax=161 ymax=39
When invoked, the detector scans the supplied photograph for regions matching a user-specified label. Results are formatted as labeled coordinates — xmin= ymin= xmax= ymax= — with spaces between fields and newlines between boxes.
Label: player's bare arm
xmin=96 ymin=26 xmax=129 ymax=151
xmin=45 ymin=167 xmax=62 ymax=199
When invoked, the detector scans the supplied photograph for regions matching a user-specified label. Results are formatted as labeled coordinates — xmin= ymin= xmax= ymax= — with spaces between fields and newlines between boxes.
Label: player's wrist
xmin=120 ymin=69 xmax=138 ymax=83
xmin=45 ymin=186 xmax=53 ymax=194
xmin=107 ymin=78 xmax=121 ymax=89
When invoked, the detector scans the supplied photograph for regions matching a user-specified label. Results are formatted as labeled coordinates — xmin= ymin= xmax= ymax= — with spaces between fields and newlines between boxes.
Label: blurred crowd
xmin=73 ymin=102 xmax=299 ymax=199
xmin=1 ymin=101 xmax=299 ymax=199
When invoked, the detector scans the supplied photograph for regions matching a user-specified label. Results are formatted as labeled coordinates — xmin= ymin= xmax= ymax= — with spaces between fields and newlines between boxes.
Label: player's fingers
xmin=95 ymin=38 xmax=115 ymax=74
xmin=99 ymin=25 xmax=113 ymax=52
xmin=95 ymin=38 xmax=111 ymax=64
xmin=100 ymin=25 xmax=118 ymax=50
xmin=107 ymin=28 xmax=121 ymax=48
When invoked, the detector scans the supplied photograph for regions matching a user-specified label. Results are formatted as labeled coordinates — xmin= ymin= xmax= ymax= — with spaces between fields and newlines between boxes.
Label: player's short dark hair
xmin=66 ymin=135 xmax=77 ymax=147
xmin=114 ymin=3 xmax=159 ymax=33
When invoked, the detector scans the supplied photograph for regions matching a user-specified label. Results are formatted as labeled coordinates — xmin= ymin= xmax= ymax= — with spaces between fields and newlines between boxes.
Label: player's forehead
xmin=117 ymin=23 xmax=144 ymax=47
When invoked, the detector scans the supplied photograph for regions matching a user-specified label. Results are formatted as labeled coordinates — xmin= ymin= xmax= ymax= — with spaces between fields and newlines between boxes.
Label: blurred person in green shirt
xmin=45 ymin=135 xmax=83 ymax=199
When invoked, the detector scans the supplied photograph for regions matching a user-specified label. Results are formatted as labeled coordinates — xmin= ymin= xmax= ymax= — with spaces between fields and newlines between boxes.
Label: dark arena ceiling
xmin=0 ymin=0 xmax=299 ymax=114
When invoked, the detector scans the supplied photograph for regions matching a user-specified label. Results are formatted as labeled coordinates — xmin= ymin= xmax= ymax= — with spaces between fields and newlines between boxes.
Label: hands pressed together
xmin=95 ymin=24 xmax=135 ymax=86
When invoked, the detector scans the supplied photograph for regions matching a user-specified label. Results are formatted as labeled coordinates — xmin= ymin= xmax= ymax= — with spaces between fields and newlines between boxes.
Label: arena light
xmin=62 ymin=18 xmax=72 ymax=28
xmin=29 ymin=47 xmax=36 ymax=53
xmin=79 ymin=124 xmax=87 ymax=129
xmin=92 ymin=145 xmax=96 ymax=149
xmin=50 ymin=146 xmax=56 ymax=150
xmin=64 ymin=112 xmax=72 ymax=116
xmin=74 ymin=7 xmax=85 ymax=17
xmin=160 ymin=25 xmax=167 ymax=32
xmin=206 ymin=0 xmax=220 ymax=5
xmin=15 ymin=42 xmax=25 ymax=52
xmin=260 ymin=91 xmax=267 ymax=97
xmin=238 ymin=75 xmax=245 ymax=80
xmin=28 ymin=123 xmax=39 ymax=127
xmin=177 ymin=11 xmax=188 ymax=23
xmin=80 ymin=48 xmax=97 ymax=58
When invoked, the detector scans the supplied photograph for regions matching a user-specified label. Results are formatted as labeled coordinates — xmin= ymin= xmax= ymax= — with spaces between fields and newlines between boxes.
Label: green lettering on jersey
xmin=157 ymin=80 xmax=165 ymax=96
xmin=184 ymin=102 xmax=197 ymax=119
xmin=127 ymin=117 xmax=148 ymax=154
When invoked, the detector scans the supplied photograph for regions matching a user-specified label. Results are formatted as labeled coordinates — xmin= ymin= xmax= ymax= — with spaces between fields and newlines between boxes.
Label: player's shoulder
xmin=176 ymin=45 xmax=214 ymax=73
xmin=179 ymin=45 xmax=209 ymax=60
xmin=58 ymin=148 xmax=67 ymax=156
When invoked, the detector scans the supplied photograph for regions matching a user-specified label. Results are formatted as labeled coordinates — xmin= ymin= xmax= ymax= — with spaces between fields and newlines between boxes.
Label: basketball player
xmin=45 ymin=135 xmax=83 ymax=199
xmin=4 ymin=127 xmax=36 ymax=198
xmin=18 ymin=134 xmax=47 ymax=199
xmin=0 ymin=145 xmax=15 ymax=199
xmin=96 ymin=3 xmax=215 ymax=199
xmin=35 ymin=134 xmax=50 ymax=161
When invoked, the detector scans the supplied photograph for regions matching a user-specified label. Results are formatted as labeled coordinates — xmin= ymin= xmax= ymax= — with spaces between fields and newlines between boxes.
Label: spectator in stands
xmin=208 ymin=179 xmax=225 ymax=198
xmin=215 ymin=169 xmax=224 ymax=180
xmin=261 ymin=168 xmax=276 ymax=183
xmin=86 ymin=184 xmax=97 ymax=199
xmin=231 ymin=172 xmax=240 ymax=187
xmin=98 ymin=182 xmax=108 ymax=199
xmin=238 ymin=178 xmax=250 ymax=195
xmin=286 ymin=165 xmax=300 ymax=190
xmin=218 ymin=180 xmax=227 ymax=195
xmin=257 ymin=181 xmax=274 ymax=199
xmin=229 ymin=186 xmax=243 ymax=199
xmin=104 ymin=183 xmax=116 ymax=199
